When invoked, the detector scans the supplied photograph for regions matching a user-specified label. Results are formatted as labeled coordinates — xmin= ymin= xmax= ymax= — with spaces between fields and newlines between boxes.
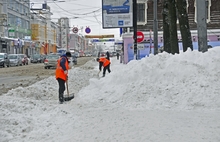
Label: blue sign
xmin=92 ymin=39 xmax=115 ymax=42
xmin=118 ymin=21 xmax=124 ymax=26
xmin=107 ymin=6 xmax=130 ymax=14
xmin=85 ymin=27 xmax=91 ymax=34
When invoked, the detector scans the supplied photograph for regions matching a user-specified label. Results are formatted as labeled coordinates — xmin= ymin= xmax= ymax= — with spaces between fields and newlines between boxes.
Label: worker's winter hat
xmin=66 ymin=51 xmax=71 ymax=57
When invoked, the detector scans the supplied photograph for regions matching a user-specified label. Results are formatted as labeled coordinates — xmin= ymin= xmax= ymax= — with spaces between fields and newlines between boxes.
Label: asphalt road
xmin=0 ymin=57 xmax=94 ymax=95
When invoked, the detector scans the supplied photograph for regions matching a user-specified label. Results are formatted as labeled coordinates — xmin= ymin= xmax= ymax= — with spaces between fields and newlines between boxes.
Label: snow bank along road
xmin=0 ymin=57 xmax=94 ymax=95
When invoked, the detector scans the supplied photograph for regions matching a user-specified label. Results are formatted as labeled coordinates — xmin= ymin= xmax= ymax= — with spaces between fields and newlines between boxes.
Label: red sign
xmin=72 ymin=27 xmax=78 ymax=33
xmin=137 ymin=31 xmax=144 ymax=43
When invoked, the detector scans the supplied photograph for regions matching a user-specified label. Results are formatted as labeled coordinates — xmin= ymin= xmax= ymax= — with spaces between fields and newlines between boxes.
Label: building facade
xmin=135 ymin=0 xmax=220 ymax=41
xmin=0 ymin=0 xmax=31 ymax=54
xmin=122 ymin=0 xmax=220 ymax=63
xmin=58 ymin=17 xmax=69 ymax=50
xmin=30 ymin=6 xmax=58 ymax=55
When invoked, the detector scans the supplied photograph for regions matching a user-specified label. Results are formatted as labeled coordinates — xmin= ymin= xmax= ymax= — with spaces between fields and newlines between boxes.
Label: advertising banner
xmin=102 ymin=0 xmax=133 ymax=28
xmin=85 ymin=35 xmax=114 ymax=38
xmin=92 ymin=39 xmax=115 ymax=42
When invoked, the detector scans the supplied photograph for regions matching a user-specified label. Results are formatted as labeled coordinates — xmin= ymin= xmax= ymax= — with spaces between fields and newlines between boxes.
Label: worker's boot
xmin=59 ymin=93 xmax=64 ymax=104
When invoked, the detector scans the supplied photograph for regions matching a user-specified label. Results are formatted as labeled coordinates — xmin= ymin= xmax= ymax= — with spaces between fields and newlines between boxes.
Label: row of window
xmin=136 ymin=1 xmax=211 ymax=24
xmin=7 ymin=0 xmax=29 ymax=16
xmin=8 ymin=14 xmax=30 ymax=29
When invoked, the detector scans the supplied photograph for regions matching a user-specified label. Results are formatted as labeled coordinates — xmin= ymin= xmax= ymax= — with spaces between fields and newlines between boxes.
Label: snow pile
xmin=78 ymin=48 xmax=220 ymax=110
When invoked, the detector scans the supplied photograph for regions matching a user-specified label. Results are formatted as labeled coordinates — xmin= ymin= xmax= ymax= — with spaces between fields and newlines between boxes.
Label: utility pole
xmin=196 ymin=0 xmax=207 ymax=52
xmin=133 ymin=0 xmax=137 ymax=60
xmin=153 ymin=0 xmax=158 ymax=55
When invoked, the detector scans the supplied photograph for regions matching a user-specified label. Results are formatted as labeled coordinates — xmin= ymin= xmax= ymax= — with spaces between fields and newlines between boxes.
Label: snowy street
xmin=1 ymin=48 xmax=220 ymax=142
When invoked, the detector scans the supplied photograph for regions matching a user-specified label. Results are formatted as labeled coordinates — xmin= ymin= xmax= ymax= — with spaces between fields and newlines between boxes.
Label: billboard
xmin=102 ymin=0 xmax=133 ymax=28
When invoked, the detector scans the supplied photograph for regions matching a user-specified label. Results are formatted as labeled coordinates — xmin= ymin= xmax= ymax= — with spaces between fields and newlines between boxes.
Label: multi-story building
xmin=30 ymin=6 xmax=58 ymax=54
xmin=69 ymin=33 xmax=90 ymax=53
xmin=58 ymin=17 xmax=70 ymax=50
xmin=0 ymin=0 xmax=31 ymax=53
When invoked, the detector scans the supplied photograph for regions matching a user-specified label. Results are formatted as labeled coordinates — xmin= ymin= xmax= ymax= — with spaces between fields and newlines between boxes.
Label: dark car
xmin=30 ymin=54 xmax=42 ymax=63
xmin=41 ymin=54 xmax=47 ymax=63
xmin=0 ymin=53 xmax=10 ymax=67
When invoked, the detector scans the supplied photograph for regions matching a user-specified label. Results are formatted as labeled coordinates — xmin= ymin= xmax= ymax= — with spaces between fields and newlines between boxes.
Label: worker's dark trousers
xmin=103 ymin=64 xmax=111 ymax=76
xmin=57 ymin=78 xmax=65 ymax=102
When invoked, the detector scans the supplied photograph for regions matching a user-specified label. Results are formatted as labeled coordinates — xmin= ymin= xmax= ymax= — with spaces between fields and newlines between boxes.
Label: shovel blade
xmin=64 ymin=93 xmax=74 ymax=101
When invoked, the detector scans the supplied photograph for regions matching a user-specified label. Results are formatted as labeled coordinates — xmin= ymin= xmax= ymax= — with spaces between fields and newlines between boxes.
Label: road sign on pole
xmin=72 ymin=27 xmax=78 ymax=33
xmin=85 ymin=27 xmax=91 ymax=34
xmin=137 ymin=31 xmax=144 ymax=43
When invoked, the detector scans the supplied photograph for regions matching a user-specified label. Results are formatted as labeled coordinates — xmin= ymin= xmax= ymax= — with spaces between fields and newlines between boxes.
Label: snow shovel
xmin=97 ymin=70 xmax=101 ymax=77
xmin=64 ymin=80 xmax=74 ymax=101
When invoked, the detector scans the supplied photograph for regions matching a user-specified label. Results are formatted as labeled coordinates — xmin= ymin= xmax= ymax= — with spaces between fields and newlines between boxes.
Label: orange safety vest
xmin=99 ymin=57 xmax=110 ymax=67
xmin=55 ymin=57 xmax=69 ymax=81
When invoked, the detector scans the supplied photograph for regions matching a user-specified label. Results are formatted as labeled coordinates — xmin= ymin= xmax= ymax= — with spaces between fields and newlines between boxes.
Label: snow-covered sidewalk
xmin=1 ymin=48 xmax=220 ymax=142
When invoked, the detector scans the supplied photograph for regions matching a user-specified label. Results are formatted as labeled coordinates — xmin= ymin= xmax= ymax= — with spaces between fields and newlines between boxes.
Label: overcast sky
xmin=30 ymin=0 xmax=121 ymax=39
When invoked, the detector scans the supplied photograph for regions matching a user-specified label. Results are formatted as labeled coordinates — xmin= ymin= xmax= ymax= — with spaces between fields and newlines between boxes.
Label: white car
xmin=8 ymin=54 xmax=22 ymax=66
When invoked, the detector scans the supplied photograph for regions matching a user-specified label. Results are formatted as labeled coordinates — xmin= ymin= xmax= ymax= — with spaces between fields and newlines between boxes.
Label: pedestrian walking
xmin=106 ymin=51 xmax=110 ymax=60
xmin=116 ymin=52 xmax=120 ymax=60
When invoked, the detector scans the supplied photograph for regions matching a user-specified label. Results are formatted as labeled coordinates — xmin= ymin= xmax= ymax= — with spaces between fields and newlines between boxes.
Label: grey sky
xmin=30 ymin=0 xmax=121 ymax=39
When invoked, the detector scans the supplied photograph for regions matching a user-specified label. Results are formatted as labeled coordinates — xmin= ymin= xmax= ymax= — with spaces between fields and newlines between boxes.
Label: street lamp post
xmin=153 ymin=0 xmax=158 ymax=55
xmin=133 ymin=0 xmax=137 ymax=60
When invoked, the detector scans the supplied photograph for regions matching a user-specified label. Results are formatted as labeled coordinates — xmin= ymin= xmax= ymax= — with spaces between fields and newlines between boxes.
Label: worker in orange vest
xmin=96 ymin=57 xmax=111 ymax=77
xmin=55 ymin=51 xmax=72 ymax=104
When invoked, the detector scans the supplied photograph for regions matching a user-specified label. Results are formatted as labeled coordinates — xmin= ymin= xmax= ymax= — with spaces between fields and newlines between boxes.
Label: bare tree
xmin=168 ymin=0 xmax=179 ymax=54
xmin=176 ymin=0 xmax=193 ymax=51
xmin=162 ymin=0 xmax=171 ymax=53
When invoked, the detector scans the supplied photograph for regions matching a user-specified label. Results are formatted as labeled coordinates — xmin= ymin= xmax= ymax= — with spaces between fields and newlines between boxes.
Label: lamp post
xmin=153 ymin=0 xmax=158 ymax=55
xmin=133 ymin=0 xmax=137 ymax=60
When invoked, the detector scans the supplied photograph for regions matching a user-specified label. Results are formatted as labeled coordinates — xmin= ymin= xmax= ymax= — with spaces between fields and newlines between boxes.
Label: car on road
xmin=0 ymin=53 xmax=10 ymax=67
xmin=30 ymin=54 xmax=44 ymax=63
xmin=8 ymin=54 xmax=23 ymax=66
xmin=44 ymin=54 xmax=60 ymax=69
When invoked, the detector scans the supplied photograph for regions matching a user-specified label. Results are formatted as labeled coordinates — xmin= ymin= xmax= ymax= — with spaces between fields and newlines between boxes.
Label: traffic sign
xmin=137 ymin=44 xmax=144 ymax=50
xmin=85 ymin=27 xmax=91 ymax=34
xmin=72 ymin=27 xmax=78 ymax=33
xmin=137 ymin=31 xmax=144 ymax=43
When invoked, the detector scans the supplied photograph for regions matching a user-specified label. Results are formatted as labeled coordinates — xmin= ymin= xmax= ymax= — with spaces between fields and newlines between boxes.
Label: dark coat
xmin=106 ymin=51 xmax=110 ymax=60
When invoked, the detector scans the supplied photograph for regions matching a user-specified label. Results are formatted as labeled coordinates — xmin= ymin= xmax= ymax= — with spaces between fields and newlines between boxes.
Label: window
xmin=16 ymin=2 xmax=19 ymax=11
xmin=10 ymin=0 xmax=14 ymax=9
xmin=20 ymin=3 xmax=23 ymax=14
xmin=8 ymin=14 xmax=15 ymax=26
xmin=137 ymin=3 xmax=145 ymax=22
xmin=137 ymin=0 xmax=147 ymax=25
xmin=23 ymin=8 xmax=26 ymax=15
